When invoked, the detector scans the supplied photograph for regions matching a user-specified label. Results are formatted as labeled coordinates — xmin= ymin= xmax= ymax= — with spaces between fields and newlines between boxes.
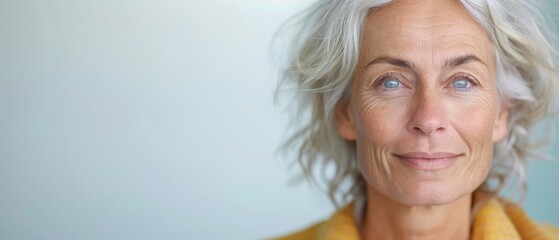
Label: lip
xmin=394 ymin=152 xmax=462 ymax=171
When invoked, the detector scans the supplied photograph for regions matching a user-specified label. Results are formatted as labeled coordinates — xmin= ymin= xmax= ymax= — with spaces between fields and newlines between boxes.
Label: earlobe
xmin=492 ymin=100 xmax=510 ymax=142
xmin=335 ymin=102 xmax=357 ymax=140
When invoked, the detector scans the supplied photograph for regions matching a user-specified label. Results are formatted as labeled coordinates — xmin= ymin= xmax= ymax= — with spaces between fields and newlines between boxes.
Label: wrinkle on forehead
xmin=361 ymin=0 xmax=493 ymax=71
xmin=365 ymin=0 xmax=487 ymax=41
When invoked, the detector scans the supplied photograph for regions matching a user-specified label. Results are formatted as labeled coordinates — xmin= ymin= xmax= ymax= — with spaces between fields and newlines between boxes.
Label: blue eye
xmin=452 ymin=79 xmax=469 ymax=89
xmin=383 ymin=79 xmax=400 ymax=88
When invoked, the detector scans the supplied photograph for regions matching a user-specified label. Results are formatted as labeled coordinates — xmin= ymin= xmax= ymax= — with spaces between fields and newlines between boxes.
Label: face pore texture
xmin=335 ymin=0 xmax=509 ymax=206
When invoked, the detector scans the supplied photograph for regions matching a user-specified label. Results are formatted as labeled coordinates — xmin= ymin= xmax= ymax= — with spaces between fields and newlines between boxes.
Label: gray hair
xmin=274 ymin=0 xmax=559 ymax=212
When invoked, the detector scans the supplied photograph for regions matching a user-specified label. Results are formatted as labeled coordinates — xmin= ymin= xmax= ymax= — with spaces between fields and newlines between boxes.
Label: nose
xmin=407 ymin=89 xmax=447 ymax=135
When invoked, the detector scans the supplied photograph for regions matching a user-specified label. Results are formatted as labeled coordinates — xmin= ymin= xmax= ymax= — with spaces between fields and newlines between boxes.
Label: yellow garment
xmin=272 ymin=197 xmax=559 ymax=240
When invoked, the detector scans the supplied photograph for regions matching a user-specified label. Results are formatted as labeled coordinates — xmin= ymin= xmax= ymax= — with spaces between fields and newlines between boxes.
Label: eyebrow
xmin=444 ymin=54 xmax=487 ymax=68
xmin=365 ymin=54 xmax=487 ymax=70
xmin=366 ymin=57 xmax=415 ymax=69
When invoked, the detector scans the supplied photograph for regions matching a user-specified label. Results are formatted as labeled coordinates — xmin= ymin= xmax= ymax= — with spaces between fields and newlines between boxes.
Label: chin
xmin=395 ymin=182 xmax=468 ymax=206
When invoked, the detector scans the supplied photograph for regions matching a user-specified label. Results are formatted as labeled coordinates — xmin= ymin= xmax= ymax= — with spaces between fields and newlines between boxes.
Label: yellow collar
xmin=317 ymin=195 xmax=555 ymax=240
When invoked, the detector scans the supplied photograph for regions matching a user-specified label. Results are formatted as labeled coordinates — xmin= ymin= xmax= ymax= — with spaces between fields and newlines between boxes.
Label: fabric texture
xmin=272 ymin=194 xmax=559 ymax=240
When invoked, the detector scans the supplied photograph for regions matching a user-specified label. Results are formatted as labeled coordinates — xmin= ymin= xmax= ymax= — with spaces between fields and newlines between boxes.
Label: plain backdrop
xmin=1 ymin=0 xmax=558 ymax=239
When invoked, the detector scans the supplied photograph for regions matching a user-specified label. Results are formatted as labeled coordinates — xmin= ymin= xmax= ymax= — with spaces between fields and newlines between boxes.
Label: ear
xmin=492 ymin=99 xmax=510 ymax=142
xmin=335 ymin=101 xmax=357 ymax=140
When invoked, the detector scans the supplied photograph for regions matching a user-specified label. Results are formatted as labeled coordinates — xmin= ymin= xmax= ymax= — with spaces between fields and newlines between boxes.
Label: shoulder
xmin=471 ymin=193 xmax=559 ymax=239
xmin=269 ymin=221 xmax=325 ymax=240
xmin=268 ymin=203 xmax=358 ymax=240
xmin=540 ymin=224 xmax=559 ymax=238
xmin=495 ymin=197 xmax=559 ymax=239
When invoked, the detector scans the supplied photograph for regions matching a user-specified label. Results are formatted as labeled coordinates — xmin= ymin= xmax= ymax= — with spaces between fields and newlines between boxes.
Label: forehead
xmin=361 ymin=0 xmax=493 ymax=64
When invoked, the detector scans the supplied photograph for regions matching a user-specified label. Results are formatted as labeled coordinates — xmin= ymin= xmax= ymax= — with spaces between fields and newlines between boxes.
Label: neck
xmin=359 ymin=187 xmax=472 ymax=240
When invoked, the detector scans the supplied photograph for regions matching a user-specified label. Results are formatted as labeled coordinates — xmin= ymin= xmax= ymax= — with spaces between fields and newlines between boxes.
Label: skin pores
xmin=336 ymin=0 xmax=509 ymax=206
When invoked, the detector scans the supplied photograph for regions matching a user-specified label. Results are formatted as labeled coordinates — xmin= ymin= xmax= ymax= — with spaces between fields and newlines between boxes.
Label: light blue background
xmin=1 ymin=0 xmax=558 ymax=239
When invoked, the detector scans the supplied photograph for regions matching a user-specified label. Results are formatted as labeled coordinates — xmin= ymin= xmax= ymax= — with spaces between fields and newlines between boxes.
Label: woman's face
xmin=336 ymin=0 xmax=509 ymax=206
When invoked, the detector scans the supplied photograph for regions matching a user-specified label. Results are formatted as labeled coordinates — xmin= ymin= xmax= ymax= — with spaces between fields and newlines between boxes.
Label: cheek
xmin=448 ymin=95 xmax=498 ymax=183
xmin=352 ymin=96 xmax=408 ymax=185
xmin=451 ymin=95 xmax=497 ymax=134
xmin=451 ymin=94 xmax=498 ymax=153
xmin=353 ymin=96 xmax=408 ymax=143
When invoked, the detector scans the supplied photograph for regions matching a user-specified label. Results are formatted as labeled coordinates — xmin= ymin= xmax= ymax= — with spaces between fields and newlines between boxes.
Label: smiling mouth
xmin=393 ymin=152 xmax=462 ymax=171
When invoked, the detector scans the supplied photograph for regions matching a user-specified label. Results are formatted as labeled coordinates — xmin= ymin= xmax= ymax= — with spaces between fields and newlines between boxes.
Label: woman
xmin=273 ymin=0 xmax=559 ymax=239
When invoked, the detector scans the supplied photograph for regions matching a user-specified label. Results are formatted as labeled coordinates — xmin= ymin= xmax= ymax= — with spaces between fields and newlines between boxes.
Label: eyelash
xmin=450 ymin=73 xmax=479 ymax=92
xmin=374 ymin=73 xmax=480 ymax=92
xmin=375 ymin=73 xmax=404 ymax=91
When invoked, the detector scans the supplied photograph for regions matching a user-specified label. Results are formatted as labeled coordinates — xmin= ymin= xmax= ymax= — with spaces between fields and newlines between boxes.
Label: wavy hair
xmin=274 ymin=0 xmax=559 ymax=214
